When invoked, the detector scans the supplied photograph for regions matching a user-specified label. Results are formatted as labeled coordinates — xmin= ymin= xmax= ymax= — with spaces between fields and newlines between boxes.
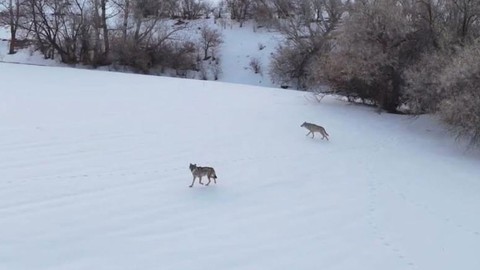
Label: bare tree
xmin=403 ymin=50 xmax=452 ymax=114
xmin=212 ymin=57 xmax=221 ymax=80
xmin=202 ymin=0 xmax=213 ymax=18
xmin=111 ymin=0 xmax=192 ymax=72
xmin=249 ymin=57 xmax=261 ymax=74
xmin=437 ymin=41 xmax=480 ymax=145
xmin=269 ymin=0 xmax=345 ymax=89
xmin=25 ymin=0 xmax=92 ymax=63
xmin=92 ymin=0 xmax=110 ymax=65
xmin=199 ymin=25 xmax=222 ymax=60
xmin=448 ymin=0 xmax=480 ymax=44
xmin=314 ymin=0 xmax=415 ymax=112
xmin=180 ymin=0 xmax=204 ymax=20
xmin=226 ymin=0 xmax=252 ymax=26
xmin=116 ymin=0 xmax=131 ymax=42
xmin=0 ymin=0 xmax=26 ymax=54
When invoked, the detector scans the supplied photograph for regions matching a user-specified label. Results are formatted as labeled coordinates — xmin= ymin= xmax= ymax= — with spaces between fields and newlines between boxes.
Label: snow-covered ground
xmin=1 ymin=62 xmax=480 ymax=270
xmin=216 ymin=20 xmax=281 ymax=88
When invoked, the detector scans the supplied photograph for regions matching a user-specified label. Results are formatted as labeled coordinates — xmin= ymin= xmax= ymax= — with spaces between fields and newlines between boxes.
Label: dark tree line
xmin=0 ymin=0 xmax=219 ymax=73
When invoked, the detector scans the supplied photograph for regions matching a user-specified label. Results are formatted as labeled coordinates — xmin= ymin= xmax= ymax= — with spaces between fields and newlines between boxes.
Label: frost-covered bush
xmin=437 ymin=43 xmax=480 ymax=145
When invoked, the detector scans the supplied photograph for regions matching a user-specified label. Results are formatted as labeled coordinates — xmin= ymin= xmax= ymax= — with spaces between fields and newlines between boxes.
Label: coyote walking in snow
xmin=301 ymin=122 xmax=329 ymax=141
xmin=189 ymin=163 xmax=218 ymax=188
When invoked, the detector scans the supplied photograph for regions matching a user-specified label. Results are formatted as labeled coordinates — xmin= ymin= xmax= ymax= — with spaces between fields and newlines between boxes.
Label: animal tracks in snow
xmin=379 ymin=182 xmax=480 ymax=239
xmin=366 ymin=169 xmax=418 ymax=269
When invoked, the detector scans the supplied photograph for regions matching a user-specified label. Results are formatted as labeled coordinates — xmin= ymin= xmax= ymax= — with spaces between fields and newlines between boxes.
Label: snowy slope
xmin=0 ymin=18 xmax=282 ymax=88
xmin=215 ymin=20 xmax=282 ymax=88
xmin=1 ymin=63 xmax=480 ymax=270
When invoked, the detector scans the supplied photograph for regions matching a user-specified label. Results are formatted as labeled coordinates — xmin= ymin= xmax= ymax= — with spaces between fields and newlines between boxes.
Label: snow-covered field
xmin=1 ymin=62 xmax=480 ymax=270
xmin=1 ymin=13 xmax=480 ymax=270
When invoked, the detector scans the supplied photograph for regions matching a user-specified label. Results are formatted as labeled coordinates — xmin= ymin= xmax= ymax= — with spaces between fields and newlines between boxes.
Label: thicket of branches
xmin=0 ymin=0 xmax=218 ymax=74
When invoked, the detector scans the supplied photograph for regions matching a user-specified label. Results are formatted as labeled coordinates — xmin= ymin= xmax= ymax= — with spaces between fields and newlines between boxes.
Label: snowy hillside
xmin=1 ymin=63 xmax=480 ymax=270
xmin=0 ymin=18 xmax=282 ymax=88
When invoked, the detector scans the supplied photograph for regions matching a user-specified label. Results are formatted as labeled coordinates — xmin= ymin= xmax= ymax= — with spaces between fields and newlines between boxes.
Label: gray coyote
xmin=301 ymin=122 xmax=329 ymax=140
xmin=189 ymin=163 xmax=218 ymax=188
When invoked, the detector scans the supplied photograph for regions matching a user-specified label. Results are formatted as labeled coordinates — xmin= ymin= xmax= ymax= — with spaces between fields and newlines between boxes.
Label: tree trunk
xmin=9 ymin=29 xmax=16 ymax=54
xmin=204 ymin=46 xmax=209 ymax=60
xmin=122 ymin=0 xmax=130 ymax=42
xmin=8 ymin=0 xmax=17 ymax=54
xmin=101 ymin=0 xmax=110 ymax=63
xmin=381 ymin=66 xmax=402 ymax=113
xmin=93 ymin=0 xmax=101 ymax=66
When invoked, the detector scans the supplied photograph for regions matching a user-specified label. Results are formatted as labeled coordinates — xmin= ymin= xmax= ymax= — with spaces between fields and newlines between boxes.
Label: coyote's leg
xmin=306 ymin=131 xmax=311 ymax=136
xmin=206 ymin=176 xmax=212 ymax=186
xmin=311 ymin=132 xmax=315 ymax=138
xmin=189 ymin=176 xmax=196 ymax=188
xmin=199 ymin=176 xmax=204 ymax=185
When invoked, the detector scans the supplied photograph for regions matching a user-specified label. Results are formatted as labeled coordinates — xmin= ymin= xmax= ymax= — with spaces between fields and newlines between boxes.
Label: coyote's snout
xmin=189 ymin=163 xmax=218 ymax=188
xmin=301 ymin=122 xmax=329 ymax=141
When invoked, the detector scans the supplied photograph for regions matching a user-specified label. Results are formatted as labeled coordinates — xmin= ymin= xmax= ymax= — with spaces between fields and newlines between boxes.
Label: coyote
xmin=189 ymin=163 xmax=218 ymax=188
xmin=301 ymin=122 xmax=329 ymax=140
